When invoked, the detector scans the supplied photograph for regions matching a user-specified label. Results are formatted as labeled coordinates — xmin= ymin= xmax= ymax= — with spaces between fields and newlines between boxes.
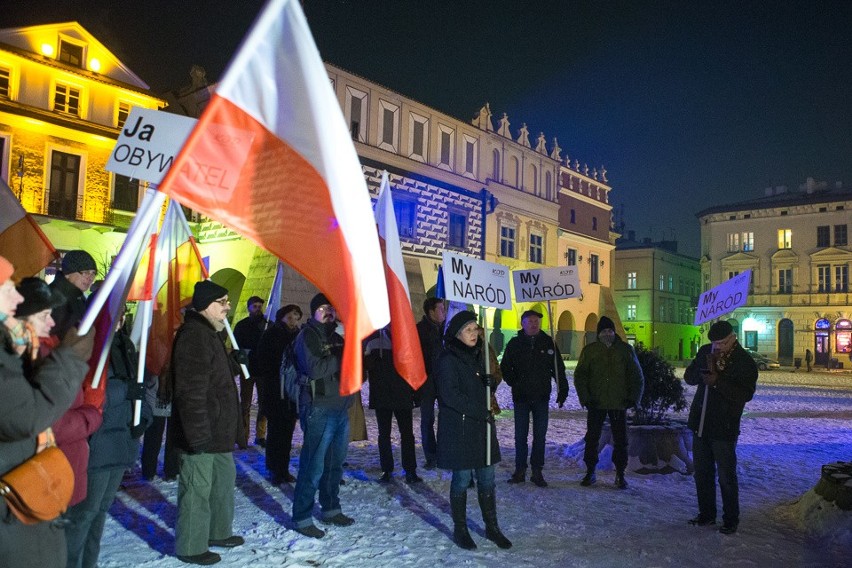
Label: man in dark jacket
xmin=574 ymin=316 xmax=644 ymax=489
xmin=291 ymin=294 xmax=354 ymax=539
xmin=233 ymin=295 xmax=268 ymax=447
xmin=684 ymin=320 xmax=757 ymax=535
xmin=255 ymin=304 xmax=302 ymax=484
xmin=171 ymin=281 xmax=245 ymax=565
xmin=415 ymin=297 xmax=446 ymax=469
xmin=501 ymin=309 xmax=568 ymax=487
xmin=50 ymin=249 xmax=98 ymax=340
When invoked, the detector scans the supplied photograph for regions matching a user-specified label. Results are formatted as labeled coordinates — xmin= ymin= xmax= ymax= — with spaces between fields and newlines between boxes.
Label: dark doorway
xmin=777 ymin=318 xmax=794 ymax=365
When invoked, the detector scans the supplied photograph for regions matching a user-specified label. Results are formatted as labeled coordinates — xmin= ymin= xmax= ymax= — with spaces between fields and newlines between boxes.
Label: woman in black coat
xmin=435 ymin=311 xmax=511 ymax=550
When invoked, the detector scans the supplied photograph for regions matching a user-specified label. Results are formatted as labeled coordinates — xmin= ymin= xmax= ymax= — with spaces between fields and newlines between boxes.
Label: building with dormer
xmin=696 ymin=182 xmax=852 ymax=368
xmin=0 ymin=22 xmax=165 ymax=269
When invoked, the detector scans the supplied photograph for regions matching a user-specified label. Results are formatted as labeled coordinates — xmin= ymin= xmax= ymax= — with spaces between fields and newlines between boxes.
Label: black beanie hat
xmin=597 ymin=316 xmax=616 ymax=334
xmin=61 ymin=250 xmax=96 ymax=275
xmin=445 ymin=310 xmax=478 ymax=339
xmin=16 ymin=277 xmax=62 ymax=318
xmin=192 ymin=280 xmax=229 ymax=311
xmin=708 ymin=320 xmax=734 ymax=341
xmin=310 ymin=293 xmax=331 ymax=315
xmin=246 ymin=295 xmax=264 ymax=308
xmin=276 ymin=304 xmax=302 ymax=321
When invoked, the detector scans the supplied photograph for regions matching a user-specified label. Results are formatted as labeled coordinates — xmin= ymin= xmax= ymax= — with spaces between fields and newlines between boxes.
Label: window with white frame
xmin=742 ymin=231 xmax=754 ymax=252
xmin=836 ymin=265 xmax=849 ymax=292
xmin=778 ymin=268 xmax=793 ymax=293
xmin=817 ymin=265 xmax=831 ymax=292
xmin=626 ymin=304 xmax=637 ymax=320
xmin=345 ymin=86 xmax=367 ymax=142
xmin=529 ymin=233 xmax=543 ymax=264
xmin=727 ymin=232 xmax=740 ymax=252
xmin=0 ymin=65 xmax=10 ymax=99
xmin=500 ymin=225 xmax=516 ymax=258
xmin=54 ymin=83 xmax=81 ymax=116
xmin=408 ymin=112 xmax=428 ymax=162
xmin=58 ymin=39 xmax=84 ymax=67
xmin=116 ymin=101 xmax=131 ymax=129
xmin=777 ymin=228 xmax=792 ymax=249
xmin=463 ymin=134 xmax=477 ymax=177
xmin=438 ymin=124 xmax=454 ymax=169
xmin=378 ymin=100 xmax=399 ymax=152
xmin=627 ymin=272 xmax=637 ymax=289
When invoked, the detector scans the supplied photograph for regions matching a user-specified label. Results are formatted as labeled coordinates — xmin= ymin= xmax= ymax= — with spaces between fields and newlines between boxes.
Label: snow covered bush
xmin=632 ymin=346 xmax=687 ymax=425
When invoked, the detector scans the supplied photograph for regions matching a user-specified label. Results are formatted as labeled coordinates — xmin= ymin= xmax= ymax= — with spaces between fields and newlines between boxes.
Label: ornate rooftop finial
xmin=550 ymin=137 xmax=562 ymax=161
xmin=535 ymin=132 xmax=547 ymax=154
xmin=517 ymin=123 xmax=531 ymax=147
xmin=592 ymin=168 xmax=598 ymax=180
xmin=574 ymin=159 xmax=580 ymax=170
xmin=498 ymin=113 xmax=511 ymax=138
xmin=600 ymin=165 xmax=607 ymax=182
xmin=583 ymin=163 xmax=589 ymax=176
xmin=473 ymin=103 xmax=494 ymax=131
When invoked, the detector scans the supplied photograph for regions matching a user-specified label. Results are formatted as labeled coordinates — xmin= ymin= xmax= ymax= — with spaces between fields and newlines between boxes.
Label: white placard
xmin=512 ymin=266 xmax=582 ymax=302
xmin=694 ymin=269 xmax=751 ymax=325
xmin=442 ymin=251 xmax=512 ymax=310
xmin=106 ymin=107 xmax=197 ymax=183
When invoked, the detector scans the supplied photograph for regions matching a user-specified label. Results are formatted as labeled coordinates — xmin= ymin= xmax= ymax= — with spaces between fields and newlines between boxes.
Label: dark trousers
xmin=265 ymin=408 xmax=298 ymax=477
xmin=513 ymin=398 xmax=550 ymax=471
xmin=375 ymin=408 xmax=416 ymax=474
xmin=65 ymin=468 xmax=125 ymax=568
xmin=583 ymin=408 xmax=628 ymax=472
xmin=419 ymin=386 xmax=437 ymax=462
xmin=693 ymin=435 xmax=740 ymax=525
xmin=141 ymin=415 xmax=180 ymax=479
xmin=240 ymin=375 xmax=267 ymax=441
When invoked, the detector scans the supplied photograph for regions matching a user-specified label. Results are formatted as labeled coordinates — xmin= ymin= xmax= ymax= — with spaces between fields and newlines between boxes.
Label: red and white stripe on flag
xmin=156 ymin=0 xmax=389 ymax=395
xmin=375 ymin=172 xmax=426 ymax=389
xmin=0 ymin=177 xmax=58 ymax=280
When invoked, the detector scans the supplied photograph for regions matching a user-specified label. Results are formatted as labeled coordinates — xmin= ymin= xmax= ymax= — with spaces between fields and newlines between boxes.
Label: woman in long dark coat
xmin=435 ymin=311 xmax=511 ymax=550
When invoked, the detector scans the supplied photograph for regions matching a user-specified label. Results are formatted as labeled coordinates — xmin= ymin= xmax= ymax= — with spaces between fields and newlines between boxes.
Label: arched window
xmin=492 ymin=149 xmax=501 ymax=182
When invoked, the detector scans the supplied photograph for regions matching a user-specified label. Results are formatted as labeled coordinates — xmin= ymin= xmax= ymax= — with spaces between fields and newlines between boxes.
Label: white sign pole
xmin=481 ymin=306 xmax=492 ymax=467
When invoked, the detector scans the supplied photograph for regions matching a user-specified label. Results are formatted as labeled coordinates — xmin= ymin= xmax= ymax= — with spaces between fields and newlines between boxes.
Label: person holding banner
xmin=684 ymin=320 xmax=757 ymax=535
xmin=435 ymin=311 xmax=511 ymax=550
xmin=171 ymin=281 xmax=245 ymax=565
xmin=574 ymin=316 xmax=644 ymax=490
xmin=500 ymin=309 xmax=568 ymax=487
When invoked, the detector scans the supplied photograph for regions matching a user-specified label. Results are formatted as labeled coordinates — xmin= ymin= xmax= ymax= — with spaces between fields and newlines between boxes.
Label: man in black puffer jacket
xmin=684 ymin=320 xmax=757 ymax=536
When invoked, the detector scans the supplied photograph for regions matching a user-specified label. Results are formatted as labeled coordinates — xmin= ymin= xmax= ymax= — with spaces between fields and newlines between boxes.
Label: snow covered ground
xmin=100 ymin=369 xmax=851 ymax=567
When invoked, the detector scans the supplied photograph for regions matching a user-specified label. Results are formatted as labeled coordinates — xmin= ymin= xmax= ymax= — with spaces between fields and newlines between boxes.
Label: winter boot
xmin=530 ymin=468 xmax=548 ymax=487
xmin=507 ymin=468 xmax=526 ymax=484
xmin=615 ymin=470 xmax=628 ymax=489
xmin=478 ymin=491 xmax=512 ymax=549
xmin=450 ymin=491 xmax=476 ymax=550
xmin=580 ymin=468 xmax=596 ymax=486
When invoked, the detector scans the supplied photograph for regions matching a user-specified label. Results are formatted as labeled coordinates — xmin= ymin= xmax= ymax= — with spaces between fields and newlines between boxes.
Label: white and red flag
xmin=0 ymin=176 xmax=58 ymax=280
xmin=156 ymin=0 xmax=389 ymax=395
xmin=374 ymin=172 xmax=426 ymax=389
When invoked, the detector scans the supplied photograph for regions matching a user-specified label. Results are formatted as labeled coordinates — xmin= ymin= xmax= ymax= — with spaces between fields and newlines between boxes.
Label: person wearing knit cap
xmin=50 ymin=249 xmax=97 ymax=341
xmin=233 ymin=295 xmax=269 ymax=448
xmin=171 ymin=280 xmax=244 ymax=564
xmin=435 ymin=310 xmax=511 ymax=550
xmin=683 ymin=320 xmax=757 ymax=535
xmin=574 ymin=314 xmax=644 ymax=489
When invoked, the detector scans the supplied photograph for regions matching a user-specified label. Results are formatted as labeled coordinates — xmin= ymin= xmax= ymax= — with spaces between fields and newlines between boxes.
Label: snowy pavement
xmin=100 ymin=369 xmax=851 ymax=567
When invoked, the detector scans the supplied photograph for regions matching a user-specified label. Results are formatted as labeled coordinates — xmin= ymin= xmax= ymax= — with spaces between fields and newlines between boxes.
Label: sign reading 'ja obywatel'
xmin=694 ymin=270 xmax=751 ymax=325
xmin=442 ymin=251 xmax=512 ymax=310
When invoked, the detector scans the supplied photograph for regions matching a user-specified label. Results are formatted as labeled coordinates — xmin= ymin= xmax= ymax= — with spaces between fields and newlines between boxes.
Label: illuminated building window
xmin=48 ymin=150 xmax=81 ymax=219
xmin=817 ymin=225 xmax=830 ymax=247
xmin=116 ymin=101 xmax=131 ymax=129
xmin=408 ymin=112 xmax=428 ymax=162
xmin=627 ymin=272 xmax=637 ymax=289
xmin=54 ymin=84 xmax=80 ymax=116
xmin=438 ymin=124 xmax=454 ymax=169
xmin=394 ymin=198 xmax=416 ymax=239
xmin=58 ymin=40 xmax=84 ymax=67
xmin=0 ymin=66 xmax=10 ymax=98
xmin=777 ymin=228 xmax=792 ymax=249
xmin=378 ymin=99 xmax=398 ymax=152
xmin=448 ymin=211 xmax=466 ymax=249
xmin=529 ymin=233 xmax=543 ymax=264
xmin=836 ymin=265 xmax=848 ymax=293
xmin=742 ymin=232 xmax=754 ymax=252
xmin=668 ymin=275 xmax=674 ymax=291
xmin=590 ymin=254 xmax=599 ymax=283
xmin=626 ymin=304 xmax=636 ymax=320
xmin=727 ymin=232 xmax=740 ymax=252
xmin=777 ymin=268 xmax=793 ymax=294
xmin=112 ymin=174 xmax=139 ymax=212
xmin=500 ymin=225 xmax=515 ymax=258
xmin=659 ymin=274 xmax=665 ymax=290
xmin=566 ymin=248 xmax=577 ymax=266
xmin=835 ymin=224 xmax=848 ymax=246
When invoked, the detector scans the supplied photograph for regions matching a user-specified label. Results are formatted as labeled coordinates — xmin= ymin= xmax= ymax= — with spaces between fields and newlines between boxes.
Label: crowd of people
xmin=0 ymin=251 xmax=760 ymax=566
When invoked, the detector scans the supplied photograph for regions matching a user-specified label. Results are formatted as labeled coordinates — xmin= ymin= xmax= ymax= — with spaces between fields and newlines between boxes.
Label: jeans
xmin=583 ymin=408 xmax=628 ymax=472
xmin=175 ymin=452 xmax=236 ymax=556
xmin=292 ymin=404 xmax=350 ymax=528
xmin=693 ymin=435 xmax=739 ymax=525
xmin=419 ymin=385 xmax=437 ymax=462
xmin=64 ymin=468 xmax=125 ymax=568
xmin=513 ymin=398 xmax=550 ymax=471
xmin=450 ymin=465 xmax=496 ymax=494
xmin=375 ymin=408 xmax=416 ymax=474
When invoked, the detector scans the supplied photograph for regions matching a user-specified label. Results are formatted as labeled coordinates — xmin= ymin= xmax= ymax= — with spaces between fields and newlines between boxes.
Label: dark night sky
xmin=3 ymin=1 xmax=852 ymax=257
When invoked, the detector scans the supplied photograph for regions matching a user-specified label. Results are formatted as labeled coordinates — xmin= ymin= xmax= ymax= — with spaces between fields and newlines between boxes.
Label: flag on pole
xmin=156 ymin=0 xmax=389 ymax=395
xmin=0 ymin=177 xmax=58 ymax=280
xmin=374 ymin=172 xmax=426 ymax=389
xmin=264 ymin=260 xmax=285 ymax=324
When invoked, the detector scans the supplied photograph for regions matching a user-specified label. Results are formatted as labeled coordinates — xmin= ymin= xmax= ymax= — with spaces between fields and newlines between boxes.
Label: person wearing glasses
xmin=171 ymin=281 xmax=245 ymax=565
xmin=291 ymin=293 xmax=354 ymax=539
xmin=49 ymin=249 xmax=98 ymax=341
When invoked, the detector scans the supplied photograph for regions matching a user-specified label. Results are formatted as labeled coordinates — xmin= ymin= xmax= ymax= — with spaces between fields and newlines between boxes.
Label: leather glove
xmin=125 ymin=382 xmax=146 ymax=401
xmin=62 ymin=326 xmax=95 ymax=361
xmin=233 ymin=350 xmax=249 ymax=366
xmin=481 ymin=374 xmax=497 ymax=389
xmin=129 ymin=422 xmax=147 ymax=438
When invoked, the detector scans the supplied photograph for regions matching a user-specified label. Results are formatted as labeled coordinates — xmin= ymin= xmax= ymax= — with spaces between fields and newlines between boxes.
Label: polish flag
xmin=0 ymin=177 xmax=58 ymax=280
xmin=156 ymin=0 xmax=389 ymax=394
xmin=374 ymin=172 xmax=426 ymax=389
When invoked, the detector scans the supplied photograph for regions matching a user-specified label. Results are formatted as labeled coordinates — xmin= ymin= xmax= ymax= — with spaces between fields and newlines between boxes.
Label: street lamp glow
xmin=41 ymin=43 xmax=54 ymax=57
xmin=89 ymin=58 xmax=101 ymax=72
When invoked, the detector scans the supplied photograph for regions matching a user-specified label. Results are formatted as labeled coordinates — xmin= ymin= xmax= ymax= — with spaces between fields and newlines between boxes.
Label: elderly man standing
xmin=50 ymin=249 xmax=98 ymax=340
xmin=574 ymin=316 xmax=644 ymax=490
xmin=291 ymin=293 xmax=354 ymax=539
xmin=684 ymin=320 xmax=757 ymax=535
xmin=171 ymin=281 xmax=244 ymax=565
xmin=501 ymin=309 xmax=568 ymax=487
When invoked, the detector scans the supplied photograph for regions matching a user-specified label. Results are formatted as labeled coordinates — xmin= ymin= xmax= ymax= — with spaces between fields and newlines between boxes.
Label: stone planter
xmin=597 ymin=421 xmax=693 ymax=474
xmin=814 ymin=461 xmax=852 ymax=510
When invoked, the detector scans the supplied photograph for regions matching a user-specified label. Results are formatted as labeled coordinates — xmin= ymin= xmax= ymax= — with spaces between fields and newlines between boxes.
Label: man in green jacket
xmin=573 ymin=316 xmax=644 ymax=489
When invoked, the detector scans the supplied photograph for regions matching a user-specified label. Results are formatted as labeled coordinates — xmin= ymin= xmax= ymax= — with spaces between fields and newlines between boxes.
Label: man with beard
xmin=255 ymin=304 xmax=303 ymax=484
xmin=233 ymin=296 xmax=268 ymax=447
xmin=574 ymin=316 xmax=644 ymax=490
xmin=291 ymin=294 xmax=354 ymax=539
xmin=684 ymin=320 xmax=757 ymax=535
